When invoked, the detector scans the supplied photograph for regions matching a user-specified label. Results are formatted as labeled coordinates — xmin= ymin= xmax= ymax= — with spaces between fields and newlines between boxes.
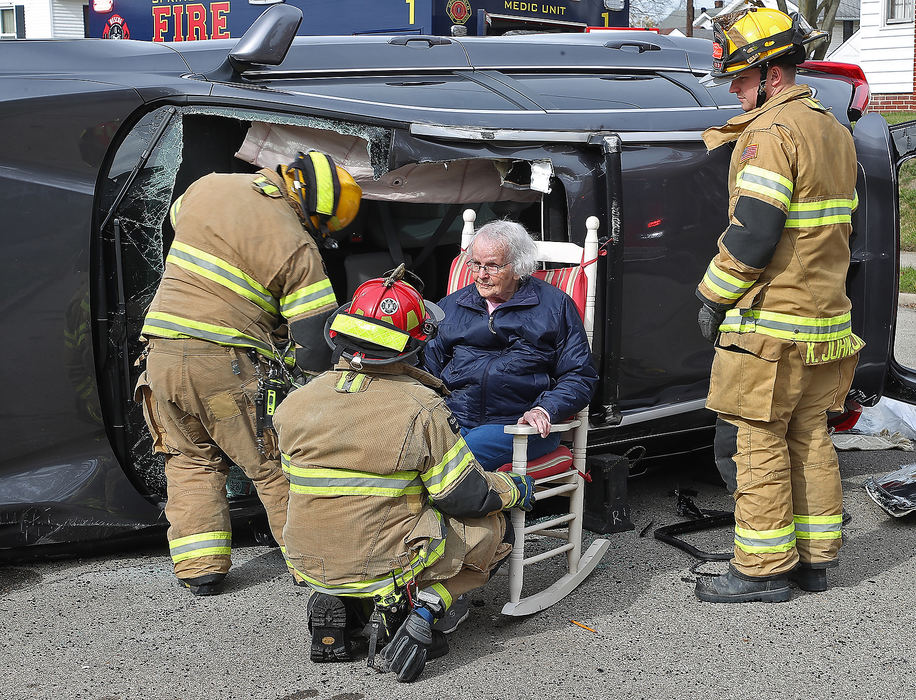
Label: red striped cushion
xmin=532 ymin=267 xmax=586 ymax=320
xmin=447 ymin=250 xmax=475 ymax=295
xmin=496 ymin=446 xmax=574 ymax=480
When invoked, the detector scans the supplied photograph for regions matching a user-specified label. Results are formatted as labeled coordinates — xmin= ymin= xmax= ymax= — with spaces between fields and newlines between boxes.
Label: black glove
xmin=697 ymin=304 xmax=726 ymax=344
xmin=381 ymin=607 xmax=447 ymax=683
xmin=509 ymin=474 xmax=536 ymax=512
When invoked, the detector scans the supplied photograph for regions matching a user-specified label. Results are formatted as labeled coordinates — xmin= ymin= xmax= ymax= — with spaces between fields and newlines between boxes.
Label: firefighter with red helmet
xmin=136 ymin=151 xmax=361 ymax=596
xmin=694 ymin=8 xmax=861 ymax=601
xmin=273 ymin=265 xmax=535 ymax=683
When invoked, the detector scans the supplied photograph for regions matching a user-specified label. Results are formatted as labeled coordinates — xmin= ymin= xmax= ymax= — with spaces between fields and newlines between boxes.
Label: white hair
xmin=469 ymin=220 xmax=538 ymax=278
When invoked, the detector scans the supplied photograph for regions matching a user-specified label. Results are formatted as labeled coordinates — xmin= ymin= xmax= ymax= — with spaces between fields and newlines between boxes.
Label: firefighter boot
xmin=308 ymin=593 xmax=354 ymax=662
xmin=695 ymin=564 xmax=791 ymax=603
xmin=788 ymin=563 xmax=831 ymax=592
xmin=179 ymin=573 xmax=225 ymax=596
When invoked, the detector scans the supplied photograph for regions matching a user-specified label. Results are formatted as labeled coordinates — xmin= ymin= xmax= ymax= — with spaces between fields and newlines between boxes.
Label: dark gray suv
xmin=1 ymin=6 xmax=912 ymax=555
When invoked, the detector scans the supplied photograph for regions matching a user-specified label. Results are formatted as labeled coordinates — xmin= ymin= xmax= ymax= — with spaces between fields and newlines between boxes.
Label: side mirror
xmin=228 ymin=3 xmax=303 ymax=72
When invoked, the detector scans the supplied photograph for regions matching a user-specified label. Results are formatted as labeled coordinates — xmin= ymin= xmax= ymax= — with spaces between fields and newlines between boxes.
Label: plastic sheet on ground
xmin=832 ymin=397 xmax=916 ymax=451
xmin=832 ymin=430 xmax=914 ymax=452
xmin=864 ymin=463 xmax=916 ymax=517
xmin=853 ymin=397 xmax=916 ymax=440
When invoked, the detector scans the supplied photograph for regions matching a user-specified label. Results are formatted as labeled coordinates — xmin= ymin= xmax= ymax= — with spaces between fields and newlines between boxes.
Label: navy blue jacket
xmin=424 ymin=276 xmax=598 ymax=428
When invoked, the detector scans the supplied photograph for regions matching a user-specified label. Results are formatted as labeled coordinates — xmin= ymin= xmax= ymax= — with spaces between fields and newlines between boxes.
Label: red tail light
xmin=799 ymin=60 xmax=870 ymax=121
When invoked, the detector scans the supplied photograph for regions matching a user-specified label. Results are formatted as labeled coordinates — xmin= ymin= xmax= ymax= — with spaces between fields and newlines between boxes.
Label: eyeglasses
xmin=466 ymin=260 xmax=512 ymax=275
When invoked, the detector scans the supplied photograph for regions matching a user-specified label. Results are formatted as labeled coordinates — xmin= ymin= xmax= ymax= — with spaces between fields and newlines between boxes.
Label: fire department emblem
xmin=102 ymin=15 xmax=130 ymax=40
xmin=379 ymin=297 xmax=400 ymax=315
xmin=447 ymin=0 xmax=472 ymax=24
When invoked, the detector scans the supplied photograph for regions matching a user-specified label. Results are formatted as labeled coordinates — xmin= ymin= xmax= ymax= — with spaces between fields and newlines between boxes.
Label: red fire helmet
xmin=325 ymin=265 xmax=444 ymax=367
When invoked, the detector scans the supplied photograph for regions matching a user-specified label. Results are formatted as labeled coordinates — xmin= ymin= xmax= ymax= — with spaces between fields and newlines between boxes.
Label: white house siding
xmin=51 ymin=0 xmax=84 ymax=37
xmin=17 ymin=0 xmax=84 ymax=37
xmin=20 ymin=0 xmax=52 ymax=37
xmin=858 ymin=0 xmax=914 ymax=93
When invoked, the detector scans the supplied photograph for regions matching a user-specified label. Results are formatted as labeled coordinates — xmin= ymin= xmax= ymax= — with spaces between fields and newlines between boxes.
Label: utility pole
xmin=686 ymin=0 xmax=694 ymax=37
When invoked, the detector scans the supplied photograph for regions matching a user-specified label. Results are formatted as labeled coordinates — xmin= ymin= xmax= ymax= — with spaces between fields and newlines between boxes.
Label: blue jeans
xmin=461 ymin=423 xmax=562 ymax=472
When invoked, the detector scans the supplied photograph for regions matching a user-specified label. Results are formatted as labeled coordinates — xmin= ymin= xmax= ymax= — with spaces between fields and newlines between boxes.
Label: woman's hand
xmin=519 ymin=407 xmax=551 ymax=438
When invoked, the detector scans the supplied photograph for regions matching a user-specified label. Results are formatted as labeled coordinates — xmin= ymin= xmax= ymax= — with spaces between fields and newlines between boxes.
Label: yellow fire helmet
xmin=699 ymin=7 xmax=828 ymax=88
xmin=279 ymin=150 xmax=362 ymax=247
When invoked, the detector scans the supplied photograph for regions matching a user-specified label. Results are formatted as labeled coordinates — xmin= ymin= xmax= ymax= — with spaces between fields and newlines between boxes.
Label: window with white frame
xmin=1 ymin=6 xmax=16 ymax=39
xmin=887 ymin=0 xmax=915 ymax=23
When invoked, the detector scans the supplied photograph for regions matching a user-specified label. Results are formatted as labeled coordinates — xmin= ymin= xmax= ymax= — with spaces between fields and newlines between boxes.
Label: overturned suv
xmin=1 ymin=5 xmax=914 ymax=556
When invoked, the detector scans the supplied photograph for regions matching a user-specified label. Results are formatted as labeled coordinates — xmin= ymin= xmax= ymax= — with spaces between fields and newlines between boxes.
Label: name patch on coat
xmin=740 ymin=144 xmax=758 ymax=163
xmin=804 ymin=334 xmax=865 ymax=365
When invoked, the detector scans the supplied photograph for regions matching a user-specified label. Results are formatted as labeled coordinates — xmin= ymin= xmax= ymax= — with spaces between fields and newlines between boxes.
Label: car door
xmin=851 ymin=113 xmax=916 ymax=406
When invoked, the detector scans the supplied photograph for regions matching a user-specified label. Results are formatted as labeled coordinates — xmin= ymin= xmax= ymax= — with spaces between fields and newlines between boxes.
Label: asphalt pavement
xmin=4 ymin=262 xmax=916 ymax=700
xmin=3 ymin=446 xmax=916 ymax=700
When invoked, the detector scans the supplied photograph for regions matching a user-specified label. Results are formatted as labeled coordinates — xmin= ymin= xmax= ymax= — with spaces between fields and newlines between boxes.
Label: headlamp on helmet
xmin=325 ymin=264 xmax=444 ymax=368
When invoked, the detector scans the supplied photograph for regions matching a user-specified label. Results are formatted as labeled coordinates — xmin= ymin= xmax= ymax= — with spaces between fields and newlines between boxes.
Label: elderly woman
xmin=424 ymin=219 xmax=598 ymax=471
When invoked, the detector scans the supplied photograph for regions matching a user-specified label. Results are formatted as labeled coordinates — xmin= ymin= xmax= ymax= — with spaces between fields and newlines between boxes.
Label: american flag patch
xmin=740 ymin=144 xmax=758 ymax=163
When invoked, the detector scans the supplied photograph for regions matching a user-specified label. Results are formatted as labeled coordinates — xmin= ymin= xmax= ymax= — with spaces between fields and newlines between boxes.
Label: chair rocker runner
xmin=450 ymin=209 xmax=611 ymax=616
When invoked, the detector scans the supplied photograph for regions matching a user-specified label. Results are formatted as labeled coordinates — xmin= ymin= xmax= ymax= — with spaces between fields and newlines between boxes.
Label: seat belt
xmin=378 ymin=202 xmax=406 ymax=267
xmin=410 ymin=203 xmax=463 ymax=271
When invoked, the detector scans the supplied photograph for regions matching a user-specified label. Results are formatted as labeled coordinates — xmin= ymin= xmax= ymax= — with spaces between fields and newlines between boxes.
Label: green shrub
xmin=901 ymin=266 xmax=916 ymax=294
xmin=882 ymin=112 xmax=916 ymax=125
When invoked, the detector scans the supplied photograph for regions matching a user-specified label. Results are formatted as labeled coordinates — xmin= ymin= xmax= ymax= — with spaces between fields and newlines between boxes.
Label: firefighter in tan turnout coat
xmin=135 ymin=151 xmax=361 ymax=595
xmin=273 ymin=267 xmax=535 ymax=683
xmin=694 ymin=8 xmax=861 ymax=602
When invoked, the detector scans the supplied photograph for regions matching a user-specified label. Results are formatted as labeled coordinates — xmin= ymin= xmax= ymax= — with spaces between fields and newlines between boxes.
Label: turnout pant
xmin=285 ymin=505 xmax=510 ymax=612
xmin=414 ymin=512 xmax=512 ymax=610
xmin=708 ymin=343 xmax=858 ymax=578
xmin=136 ymin=338 xmax=289 ymax=580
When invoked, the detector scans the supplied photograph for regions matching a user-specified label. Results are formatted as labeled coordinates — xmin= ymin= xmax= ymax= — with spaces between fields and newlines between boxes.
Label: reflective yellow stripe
xmin=142 ymin=312 xmax=284 ymax=362
xmin=308 ymin=151 xmax=335 ymax=216
xmin=793 ymin=515 xmax=843 ymax=525
xmin=794 ymin=514 xmax=842 ymax=540
xmin=428 ymin=582 xmax=453 ymax=610
xmin=169 ymin=195 xmax=183 ymax=228
xmin=170 ymin=531 xmax=232 ymax=548
xmin=169 ymin=530 xmax=232 ymax=563
xmin=279 ymin=278 xmax=336 ymax=319
xmin=422 ymin=438 xmax=474 ymax=496
xmin=284 ymin=459 xmax=424 ymax=497
xmin=702 ymin=261 xmax=754 ymax=301
xmin=168 ymin=241 xmax=278 ymax=314
xmin=172 ymin=546 xmax=232 ymax=563
xmin=737 ymin=164 xmax=793 ymax=209
xmin=253 ymin=175 xmax=281 ymax=196
xmin=330 ymin=314 xmax=410 ymax=352
xmin=720 ymin=309 xmax=852 ymax=342
xmin=786 ymin=198 xmax=855 ymax=229
xmin=734 ymin=523 xmax=796 ymax=553
xmin=795 ymin=531 xmax=842 ymax=540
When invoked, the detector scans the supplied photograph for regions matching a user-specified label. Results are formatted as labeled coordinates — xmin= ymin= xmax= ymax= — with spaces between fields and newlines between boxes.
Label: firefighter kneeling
xmin=273 ymin=266 xmax=534 ymax=682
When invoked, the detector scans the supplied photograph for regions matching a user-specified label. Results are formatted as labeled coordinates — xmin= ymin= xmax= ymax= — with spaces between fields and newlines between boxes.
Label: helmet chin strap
xmin=756 ymin=62 xmax=771 ymax=108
